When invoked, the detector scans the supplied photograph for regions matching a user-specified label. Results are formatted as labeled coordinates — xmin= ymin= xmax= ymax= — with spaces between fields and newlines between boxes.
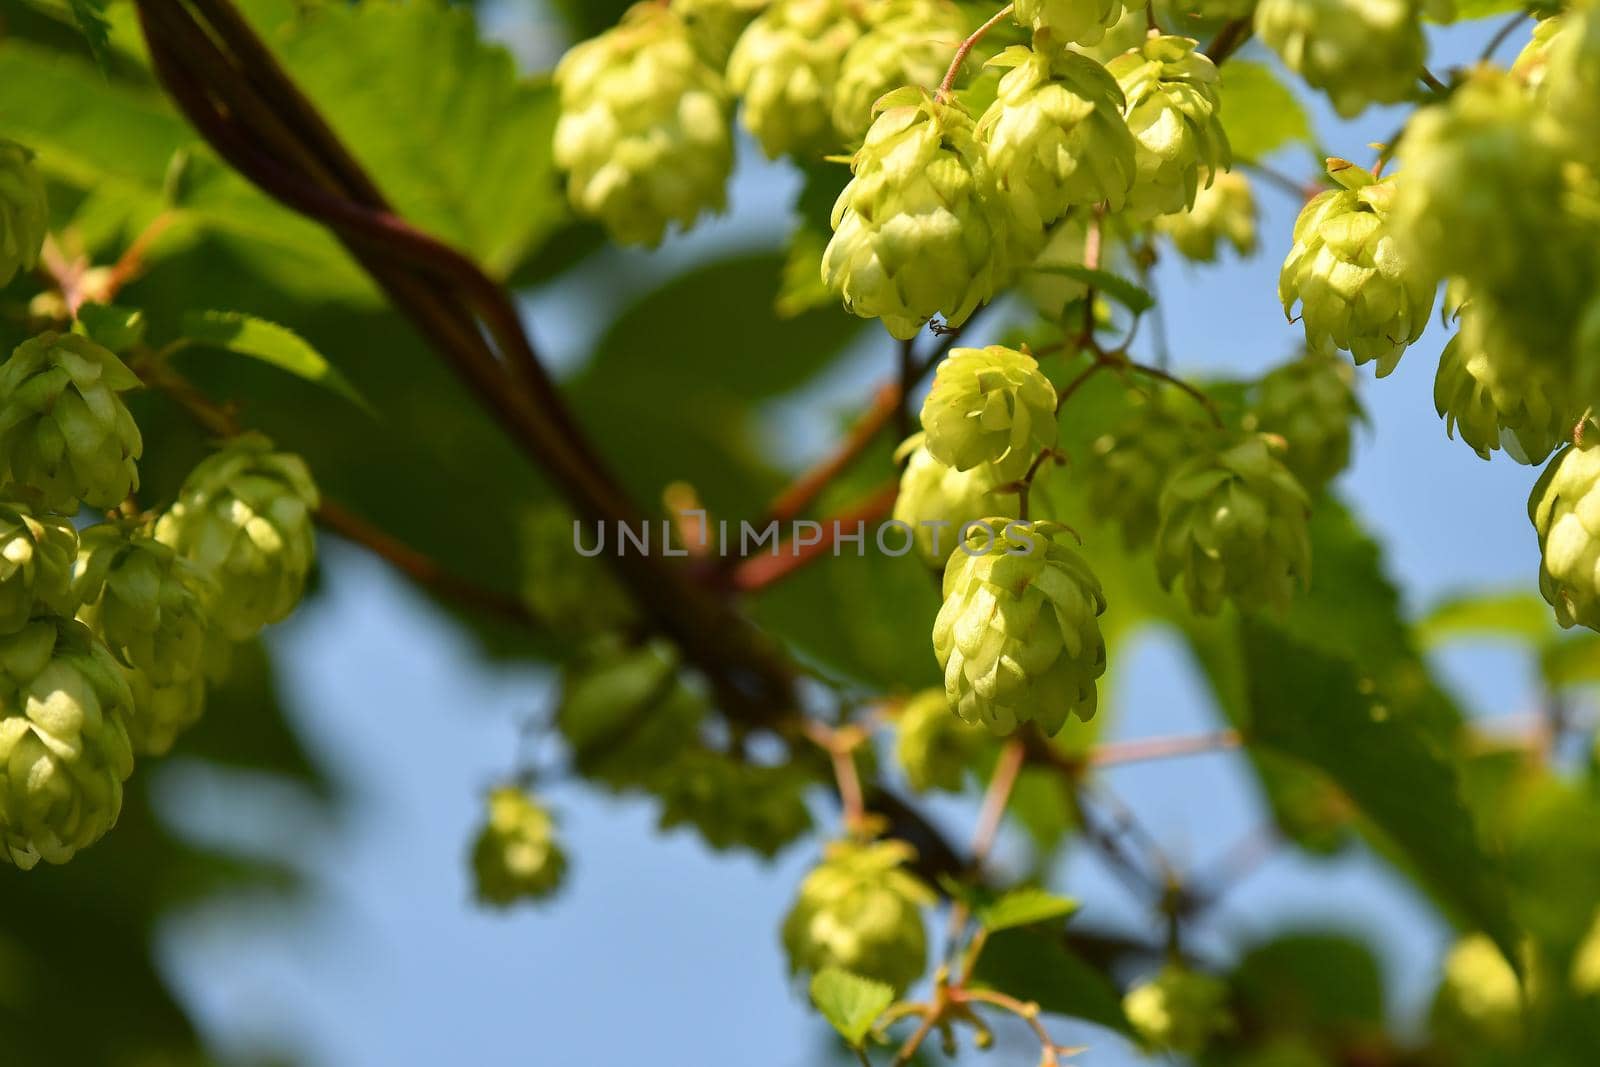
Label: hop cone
xmin=727 ymin=0 xmax=863 ymax=158
xmin=832 ymin=0 xmax=967 ymax=146
xmin=1511 ymin=13 xmax=1567 ymax=92
xmin=1436 ymin=302 xmax=1573 ymax=465
xmin=934 ymin=520 xmax=1107 ymax=735
xmin=1279 ymin=159 xmax=1434 ymax=377
xmin=1019 ymin=216 xmax=1091 ymax=320
xmin=674 ymin=0 xmax=769 ymax=66
xmin=894 ymin=687 xmax=983 ymax=792
xmin=1123 ymin=965 xmax=1234 ymax=1056
xmin=557 ymin=638 xmax=704 ymax=790
xmin=781 ymin=838 xmax=933 ymax=991
xmin=124 ymin=672 xmax=205 ymax=759
xmin=1155 ymin=435 xmax=1312 ymax=616
xmin=892 ymin=433 xmax=1012 ymax=566
xmin=823 ymin=89 xmax=1010 ymax=339
xmin=1542 ymin=4 xmax=1600 ymax=164
xmin=1254 ymin=0 xmax=1425 ymax=118
xmin=657 ymin=748 xmax=812 ymax=856
xmin=1014 ymin=0 xmax=1126 ymax=46
xmin=1107 ymin=35 xmax=1230 ymax=219
xmin=980 ymin=43 xmax=1137 ymax=236
xmin=154 ymin=434 xmax=319 ymax=641
xmin=1247 ymin=352 xmax=1363 ymax=493
xmin=471 ymin=787 xmax=567 ymax=906
xmin=554 ymin=3 xmax=733 ymax=246
xmin=0 ymin=495 xmax=77 ymax=635
xmin=1086 ymin=395 xmax=1199 ymax=550
xmin=1157 ymin=169 xmax=1257 ymax=262
xmin=0 ymin=617 xmax=134 ymax=869
xmin=0 ymin=140 xmax=47 ymax=289
xmin=0 ymin=332 xmax=142 ymax=511
xmin=920 ymin=345 xmax=1058 ymax=479
xmin=1530 ymin=441 xmax=1600 ymax=631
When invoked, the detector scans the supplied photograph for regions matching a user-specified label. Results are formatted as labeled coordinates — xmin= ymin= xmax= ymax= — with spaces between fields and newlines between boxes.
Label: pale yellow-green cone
xmin=154 ymin=434 xmax=319 ymax=642
xmin=894 ymin=686 xmax=984 ymax=792
xmin=823 ymin=88 xmax=1010 ymax=339
xmin=1254 ymin=0 xmax=1425 ymax=118
xmin=1107 ymin=35 xmax=1230 ymax=219
xmin=1247 ymin=351 xmax=1363 ymax=493
xmin=0 ymin=140 xmax=47 ymax=289
xmin=554 ymin=3 xmax=733 ymax=246
xmin=655 ymin=747 xmax=812 ymax=856
xmin=73 ymin=526 xmax=214 ymax=687
xmin=673 ymin=0 xmax=770 ymax=66
xmin=892 ymin=433 xmax=1012 ymax=566
xmin=0 ymin=332 xmax=142 ymax=511
xmin=831 ymin=0 xmax=967 ymax=146
xmin=781 ymin=838 xmax=933 ymax=992
xmin=1155 ymin=435 xmax=1311 ymax=616
xmin=1435 ymin=302 xmax=1573 ymax=465
xmin=122 ymin=670 xmax=205 ymax=758
xmin=1530 ymin=441 xmax=1600 ymax=631
xmin=471 ymin=787 xmax=567 ymax=907
xmin=1157 ymin=169 xmax=1257 ymax=262
xmin=1123 ymin=964 xmax=1234 ymax=1056
xmin=920 ymin=345 xmax=1058 ymax=480
xmin=0 ymin=496 xmax=77 ymax=636
xmin=1510 ymin=12 xmax=1567 ymax=91
xmin=1279 ymin=160 xmax=1434 ymax=377
xmin=727 ymin=0 xmax=863 ymax=158
xmin=934 ymin=520 xmax=1107 ymax=735
xmin=1085 ymin=394 xmax=1201 ymax=550
xmin=979 ymin=43 xmax=1137 ymax=235
xmin=1541 ymin=3 xmax=1600 ymax=166
xmin=1014 ymin=0 xmax=1126 ymax=46
xmin=0 ymin=617 xmax=134 ymax=869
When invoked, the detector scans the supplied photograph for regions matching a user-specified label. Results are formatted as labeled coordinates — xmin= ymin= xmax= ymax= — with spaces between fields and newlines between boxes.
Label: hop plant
xmin=727 ymin=0 xmax=863 ymax=158
xmin=934 ymin=520 xmax=1107 ymax=735
xmin=1157 ymin=169 xmax=1257 ymax=262
xmin=1529 ymin=440 xmax=1600 ymax=631
xmin=1279 ymin=159 xmax=1434 ymax=377
xmin=471 ymin=787 xmax=567 ymax=907
xmin=1019 ymin=215 xmax=1093 ymax=320
xmin=154 ymin=434 xmax=319 ymax=642
xmin=0 ymin=495 xmax=77 ymax=635
xmin=1123 ymin=964 xmax=1234 ymax=1056
xmin=557 ymin=638 xmax=705 ymax=790
xmin=1511 ymin=12 xmax=1567 ymax=92
xmin=1254 ymin=0 xmax=1426 ymax=118
xmin=656 ymin=748 xmax=813 ymax=856
xmin=1155 ymin=435 xmax=1312 ymax=616
xmin=1107 ymin=36 xmax=1229 ymax=220
xmin=1086 ymin=395 xmax=1200 ymax=550
xmin=124 ymin=673 xmax=205 ymax=759
xmin=0 ymin=617 xmax=134 ymax=869
xmin=1014 ymin=0 xmax=1127 ymax=46
xmin=781 ymin=838 xmax=933 ymax=992
xmin=831 ymin=0 xmax=967 ymax=146
xmin=1435 ymin=302 xmax=1573 ymax=465
xmin=892 ymin=433 xmax=1012 ymax=566
xmin=920 ymin=346 xmax=1058 ymax=480
xmin=1542 ymin=4 xmax=1600 ymax=163
xmin=979 ymin=43 xmax=1137 ymax=235
xmin=674 ymin=0 xmax=769 ymax=66
xmin=823 ymin=89 xmax=1010 ymax=339
xmin=1246 ymin=352 xmax=1363 ymax=493
xmin=894 ymin=687 xmax=984 ymax=792
xmin=0 ymin=140 xmax=47 ymax=289
xmin=0 ymin=331 xmax=143 ymax=511
xmin=553 ymin=3 xmax=733 ymax=246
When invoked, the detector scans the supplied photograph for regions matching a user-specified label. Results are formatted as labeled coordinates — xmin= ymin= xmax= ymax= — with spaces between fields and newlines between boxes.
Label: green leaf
xmin=179 ymin=310 xmax=369 ymax=411
xmin=809 ymin=968 xmax=894 ymax=1046
xmin=971 ymin=929 xmax=1134 ymax=1036
xmin=66 ymin=0 xmax=112 ymax=67
xmin=1219 ymin=60 xmax=1314 ymax=163
xmin=978 ymin=887 xmax=1079 ymax=932
xmin=1418 ymin=590 xmax=1554 ymax=648
xmin=1027 ymin=264 xmax=1154 ymax=314
xmin=1540 ymin=632 xmax=1600 ymax=689
xmin=1230 ymin=932 xmax=1386 ymax=1039
xmin=74 ymin=302 xmax=146 ymax=352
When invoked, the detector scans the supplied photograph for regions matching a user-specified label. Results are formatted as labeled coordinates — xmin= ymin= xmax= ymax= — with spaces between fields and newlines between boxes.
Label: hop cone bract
xmin=920 ymin=345 xmax=1058 ymax=479
xmin=1157 ymin=169 xmax=1257 ymax=262
xmin=1086 ymin=395 xmax=1200 ymax=550
xmin=781 ymin=838 xmax=933 ymax=991
xmin=1247 ymin=351 xmax=1363 ymax=493
xmin=674 ymin=0 xmax=769 ymax=66
xmin=1014 ymin=0 xmax=1126 ymax=46
xmin=892 ymin=433 xmax=1012 ymax=566
xmin=1107 ymin=35 xmax=1230 ymax=219
xmin=1530 ymin=441 xmax=1600 ymax=631
xmin=727 ymin=0 xmax=862 ymax=157
xmin=1436 ymin=301 xmax=1573 ymax=465
xmin=832 ymin=0 xmax=967 ymax=145
xmin=0 ymin=140 xmax=47 ymax=289
xmin=894 ymin=687 xmax=983 ymax=792
xmin=0 ymin=496 xmax=77 ymax=636
xmin=1255 ymin=0 xmax=1426 ymax=118
xmin=472 ymin=787 xmax=567 ymax=906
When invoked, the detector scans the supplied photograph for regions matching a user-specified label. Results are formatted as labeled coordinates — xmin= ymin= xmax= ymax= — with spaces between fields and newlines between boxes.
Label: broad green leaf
xmin=1418 ymin=591 xmax=1554 ymax=648
xmin=978 ymin=887 xmax=1079 ymax=932
xmin=1219 ymin=60 xmax=1314 ymax=163
xmin=1027 ymin=264 xmax=1154 ymax=314
xmin=74 ymin=302 xmax=146 ymax=352
xmin=1229 ymin=932 xmax=1386 ymax=1040
xmin=66 ymin=0 xmax=112 ymax=66
xmin=971 ymin=929 xmax=1134 ymax=1037
xmin=1540 ymin=632 xmax=1600 ymax=688
xmin=810 ymin=968 xmax=894 ymax=1046
xmin=180 ymin=310 xmax=370 ymax=411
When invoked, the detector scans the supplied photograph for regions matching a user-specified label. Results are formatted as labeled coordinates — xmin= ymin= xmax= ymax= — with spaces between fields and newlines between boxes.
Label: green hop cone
xmin=471 ymin=787 xmax=567 ymax=907
xmin=934 ymin=520 xmax=1107 ymax=735
xmin=1014 ymin=0 xmax=1126 ymax=46
xmin=892 ymin=433 xmax=1012 ymax=566
xmin=1511 ymin=13 xmax=1567 ymax=92
xmin=727 ymin=0 xmax=863 ymax=158
xmin=920 ymin=345 xmax=1058 ymax=479
xmin=656 ymin=747 xmax=812 ymax=856
xmin=822 ymin=88 xmax=1010 ymax=339
xmin=1246 ymin=351 xmax=1363 ymax=493
xmin=1435 ymin=301 xmax=1573 ymax=465
xmin=894 ymin=687 xmax=984 ymax=792
xmin=1156 ymin=169 xmax=1257 ymax=262
xmin=0 ymin=331 xmax=143 ymax=511
xmin=1254 ymin=0 xmax=1425 ymax=118
xmin=1530 ymin=440 xmax=1600 ymax=631
xmin=154 ymin=434 xmax=319 ymax=642
xmin=122 ymin=671 xmax=204 ymax=759
xmin=1279 ymin=159 xmax=1434 ymax=377
xmin=1542 ymin=4 xmax=1600 ymax=164
xmin=554 ymin=3 xmax=733 ymax=246
xmin=1155 ymin=435 xmax=1312 ymax=616
xmin=781 ymin=838 xmax=933 ymax=992
xmin=979 ymin=43 xmax=1137 ymax=234
xmin=0 ymin=140 xmax=47 ymax=289
xmin=0 ymin=617 xmax=134 ymax=869
xmin=0 ymin=495 xmax=77 ymax=635
xmin=832 ymin=0 xmax=967 ymax=146
xmin=1123 ymin=964 xmax=1234 ymax=1056
xmin=1085 ymin=394 xmax=1199 ymax=550
xmin=1107 ymin=35 xmax=1230 ymax=219
xmin=673 ymin=0 xmax=769 ymax=66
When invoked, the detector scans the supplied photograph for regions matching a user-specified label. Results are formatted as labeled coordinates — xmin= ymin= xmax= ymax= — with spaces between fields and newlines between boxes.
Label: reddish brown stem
xmin=733 ymin=481 xmax=900 ymax=593
xmin=765 ymin=383 xmax=902 ymax=525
